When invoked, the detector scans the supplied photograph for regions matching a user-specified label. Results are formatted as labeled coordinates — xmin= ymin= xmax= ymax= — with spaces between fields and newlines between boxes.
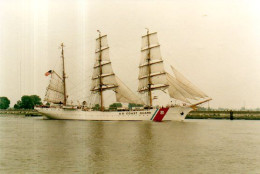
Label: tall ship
xmin=35 ymin=29 xmax=211 ymax=121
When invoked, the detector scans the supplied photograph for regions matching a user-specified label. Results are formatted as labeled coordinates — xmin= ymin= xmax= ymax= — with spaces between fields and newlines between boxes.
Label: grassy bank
xmin=187 ymin=110 xmax=260 ymax=120
xmin=0 ymin=109 xmax=42 ymax=116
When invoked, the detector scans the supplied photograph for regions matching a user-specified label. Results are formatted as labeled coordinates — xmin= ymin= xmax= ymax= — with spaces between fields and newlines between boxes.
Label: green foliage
xmin=92 ymin=104 xmax=100 ymax=111
xmin=14 ymin=100 xmax=22 ymax=109
xmin=197 ymin=106 xmax=207 ymax=111
xmin=14 ymin=95 xmax=42 ymax=109
xmin=0 ymin=97 xmax=10 ymax=109
xmin=109 ymin=103 xmax=122 ymax=110
xmin=128 ymin=103 xmax=143 ymax=109
xmin=30 ymin=95 xmax=42 ymax=105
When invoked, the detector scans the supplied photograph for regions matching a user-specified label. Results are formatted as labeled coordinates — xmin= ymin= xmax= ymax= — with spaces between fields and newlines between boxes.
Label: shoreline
xmin=0 ymin=109 xmax=42 ymax=116
xmin=187 ymin=110 xmax=260 ymax=120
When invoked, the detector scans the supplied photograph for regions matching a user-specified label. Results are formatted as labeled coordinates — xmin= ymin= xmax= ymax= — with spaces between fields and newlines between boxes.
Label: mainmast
xmin=97 ymin=30 xmax=104 ymax=111
xmin=61 ymin=43 xmax=67 ymax=105
xmin=90 ymin=31 xmax=145 ymax=109
xmin=146 ymin=28 xmax=153 ymax=107
xmin=138 ymin=29 xmax=169 ymax=107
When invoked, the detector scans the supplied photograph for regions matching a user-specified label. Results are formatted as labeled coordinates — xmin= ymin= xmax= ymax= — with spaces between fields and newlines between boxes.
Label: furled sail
xmin=44 ymin=71 xmax=65 ymax=104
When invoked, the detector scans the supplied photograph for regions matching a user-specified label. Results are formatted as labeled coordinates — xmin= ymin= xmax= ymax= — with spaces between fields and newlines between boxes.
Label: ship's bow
xmin=163 ymin=106 xmax=193 ymax=121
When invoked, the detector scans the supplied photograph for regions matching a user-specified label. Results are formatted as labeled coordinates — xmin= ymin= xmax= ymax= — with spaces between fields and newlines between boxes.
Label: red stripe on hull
xmin=153 ymin=108 xmax=169 ymax=122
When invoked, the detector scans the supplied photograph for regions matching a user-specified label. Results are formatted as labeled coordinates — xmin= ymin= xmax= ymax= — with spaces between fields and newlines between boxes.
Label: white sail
xmin=138 ymin=73 xmax=168 ymax=91
xmin=92 ymin=63 xmax=114 ymax=79
xmin=167 ymin=73 xmax=195 ymax=103
xmin=171 ymin=65 xmax=208 ymax=98
xmin=139 ymin=60 xmax=164 ymax=77
xmin=44 ymin=71 xmax=65 ymax=103
xmin=140 ymin=46 xmax=162 ymax=65
xmin=166 ymin=64 xmax=209 ymax=103
xmin=91 ymin=32 xmax=144 ymax=107
xmin=115 ymin=76 xmax=144 ymax=105
xmin=95 ymin=47 xmax=110 ymax=62
xmin=96 ymin=35 xmax=108 ymax=52
xmin=91 ymin=74 xmax=118 ymax=91
xmin=138 ymin=32 xmax=168 ymax=93
xmin=141 ymin=32 xmax=159 ymax=49
xmin=91 ymin=34 xmax=118 ymax=92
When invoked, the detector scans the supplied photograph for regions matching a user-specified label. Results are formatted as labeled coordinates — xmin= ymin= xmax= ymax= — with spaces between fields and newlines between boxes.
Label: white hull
xmin=35 ymin=106 xmax=193 ymax=121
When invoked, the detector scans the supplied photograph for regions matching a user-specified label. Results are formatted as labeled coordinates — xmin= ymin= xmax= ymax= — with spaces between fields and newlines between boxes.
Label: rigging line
xmin=68 ymin=88 xmax=89 ymax=98
xmin=67 ymin=89 xmax=88 ymax=100
xmin=51 ymin=53 xmax=62 ymax=72
xmin=68 ymin=81 xmax=92 ymax=95
xmin=66 ymin=76 xmax=91 ymax=92
xmin=70 ymin=95 xmax=90 ymax=102
xmin=68 ymin=79 xmax=90 ymax=92
xmin=67 ymin=83 xmax=91 ymax=96
xmin=65 ymin=59 xmax=88 ymax=77
xmin=62 ymin=52 xmax=95 ymax=76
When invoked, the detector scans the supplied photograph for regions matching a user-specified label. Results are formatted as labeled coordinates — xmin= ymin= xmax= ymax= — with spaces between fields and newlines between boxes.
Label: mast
xmin=138 ymin=29 xmax=169 ymax=107
xmin=90 ymin=31 xmax=145 ymax=108
xmin=61 ymin=43 xmax=67 ymax=105
xmin=146 ymin=28 xmax=152 ymax=107
xmin=97 ymin=30 xmax=104 ymax=111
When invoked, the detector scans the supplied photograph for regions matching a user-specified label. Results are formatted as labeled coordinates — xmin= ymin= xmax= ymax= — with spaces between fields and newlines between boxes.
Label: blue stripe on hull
xmin=150 ymin=109 xmax=159 ymax=120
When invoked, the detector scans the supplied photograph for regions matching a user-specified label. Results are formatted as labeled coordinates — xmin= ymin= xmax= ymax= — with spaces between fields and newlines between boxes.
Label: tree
xmin=0 ymin=97 xmax=10 ymax=109
xmin=109 ymin=103 xmax=122 ymax=110
xmin=14 ymin=95 xmax=42 ymax=109
xmin=20 ymin=96 xmax=34 ymax=109
xmin=14 ymin=100 xmax=22 ymax=109
xmin=92 ymin=104 xmax=100 ymax=111
xmin=128 ymin=103 xmax=143 ymax=109
xmin=30 ymin=95 xmax=42 ymax=105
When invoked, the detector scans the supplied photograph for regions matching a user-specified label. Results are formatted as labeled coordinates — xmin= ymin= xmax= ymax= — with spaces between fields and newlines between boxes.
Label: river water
xmin=0 ymin=115 xmax=259 ymax=173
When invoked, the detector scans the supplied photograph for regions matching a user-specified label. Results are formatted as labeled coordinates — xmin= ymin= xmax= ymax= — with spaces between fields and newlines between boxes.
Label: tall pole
xmin=61 ymin=43 xmax=67 ymax=105
xmin=146 ymin=28 xmax=152 ymax=107
xmin=97 ymin=30 xmax=104 ymax=111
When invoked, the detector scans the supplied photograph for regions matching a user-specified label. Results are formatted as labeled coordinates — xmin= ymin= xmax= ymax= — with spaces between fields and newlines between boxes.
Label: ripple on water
xmin=0 ymin=116 xmax=259 ymax=173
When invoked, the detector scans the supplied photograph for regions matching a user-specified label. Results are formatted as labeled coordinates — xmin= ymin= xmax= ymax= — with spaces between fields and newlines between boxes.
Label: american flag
xmin=45 ymin=70 xmax=52 ymax=76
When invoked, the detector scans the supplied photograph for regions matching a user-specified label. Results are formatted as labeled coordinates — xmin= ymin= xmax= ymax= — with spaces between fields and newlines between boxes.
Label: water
xmin=0 ymin=115 xmax=259 ymax=173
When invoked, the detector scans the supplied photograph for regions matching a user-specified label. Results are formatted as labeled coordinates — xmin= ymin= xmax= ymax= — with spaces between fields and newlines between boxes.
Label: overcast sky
xmin=1 ymin=0 xmax=260 ymax=109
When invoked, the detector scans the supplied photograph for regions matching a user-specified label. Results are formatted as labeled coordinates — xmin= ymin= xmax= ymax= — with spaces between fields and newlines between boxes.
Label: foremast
xmin=91 ymin=30 xmax=118 ymax=111
xmin=138 ymin=29 xmax=169 ymax=107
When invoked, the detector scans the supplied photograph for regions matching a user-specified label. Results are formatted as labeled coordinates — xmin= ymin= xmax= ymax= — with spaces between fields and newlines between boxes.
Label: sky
xmin=1 ymin=0 xmax=260 ymax=109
